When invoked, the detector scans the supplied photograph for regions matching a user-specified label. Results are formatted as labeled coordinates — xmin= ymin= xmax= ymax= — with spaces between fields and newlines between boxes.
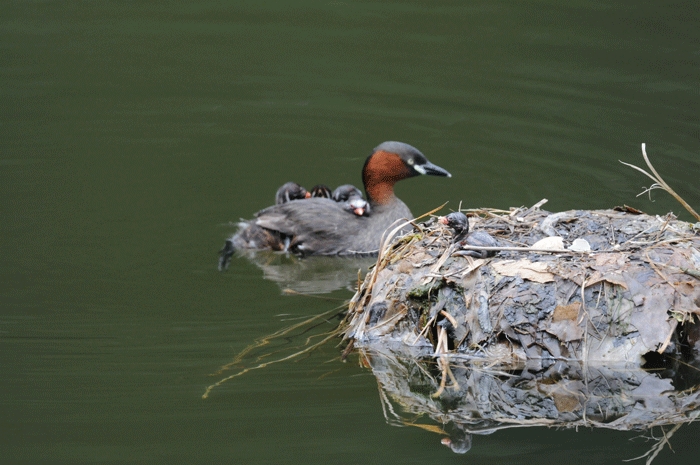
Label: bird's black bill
xmin=419 ymin=161 xmax=452 ymax=178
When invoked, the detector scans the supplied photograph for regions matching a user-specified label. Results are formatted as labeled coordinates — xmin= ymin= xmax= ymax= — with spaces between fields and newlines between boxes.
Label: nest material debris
xmin=342 ymin=201 xmax=700 ymax=365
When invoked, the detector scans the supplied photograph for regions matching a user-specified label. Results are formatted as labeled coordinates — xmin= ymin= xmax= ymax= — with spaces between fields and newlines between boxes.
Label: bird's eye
xmin=407 ymin=158 xmax=414 ymax=165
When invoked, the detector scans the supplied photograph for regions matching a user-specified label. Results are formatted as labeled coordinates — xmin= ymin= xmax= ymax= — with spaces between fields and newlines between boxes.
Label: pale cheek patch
xmin=413 ymin=164 xmax=427 ymax=175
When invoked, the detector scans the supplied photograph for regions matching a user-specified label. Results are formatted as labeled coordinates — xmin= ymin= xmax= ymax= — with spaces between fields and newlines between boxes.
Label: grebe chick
xmin=275 ymin=182 xmax=310 ymax=205
xmin=332 ymin=184 xmax=363 ymax=202
xmin=438 ymin=212 xmax=498 ymax=258
xmin=333 ymin=184 xmax=370 ymax=217
xmin=310 ymin=184 xmax=332 ymax=199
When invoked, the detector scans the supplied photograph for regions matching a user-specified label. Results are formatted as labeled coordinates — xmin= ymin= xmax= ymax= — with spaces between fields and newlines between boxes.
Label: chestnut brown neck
xmin=362 ymin=150 xmax=413 ymax=205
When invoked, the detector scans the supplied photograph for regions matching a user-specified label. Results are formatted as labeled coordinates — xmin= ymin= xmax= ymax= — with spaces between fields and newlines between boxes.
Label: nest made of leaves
xmin=341 ymin=200 xmax=700 ymax=365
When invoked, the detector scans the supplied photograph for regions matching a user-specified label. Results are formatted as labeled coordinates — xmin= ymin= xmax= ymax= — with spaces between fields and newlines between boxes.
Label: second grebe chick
xmin=275 ymin=182 xmax=310 ymax=205
xmin=310 ymin=184 xmax=332 ymax=199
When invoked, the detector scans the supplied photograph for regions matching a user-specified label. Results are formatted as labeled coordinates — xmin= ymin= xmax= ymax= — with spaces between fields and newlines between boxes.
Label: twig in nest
xmin=440 ymin=310 xmax=458 ymax=328
xmin=341 ymin=338 xmax=355 ymax=361
xmin=282 ymin=288 xmax=346 ymax=301
xmin=432 ymin=327 xmax=452 ymax=397
xmin=619 ymin=143 xmax=700 ymax=222
xmin=412 ymin=311 xmax=439 ymax=345
xmin=475 ymin=208 xmax=519 ymax=226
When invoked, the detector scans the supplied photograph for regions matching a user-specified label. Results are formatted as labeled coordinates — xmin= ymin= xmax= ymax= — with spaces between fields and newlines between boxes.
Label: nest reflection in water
xmin=356 ymin=345 xmax=700 ymax=457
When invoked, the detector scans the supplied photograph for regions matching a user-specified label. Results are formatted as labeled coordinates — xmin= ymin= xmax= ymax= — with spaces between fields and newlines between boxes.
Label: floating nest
xmin=342 ymin=201 xmax=700 ymax=367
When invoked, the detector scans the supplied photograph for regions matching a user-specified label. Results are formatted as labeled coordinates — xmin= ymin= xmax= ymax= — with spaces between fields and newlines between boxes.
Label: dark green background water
xmin=2 ymin=1 xmax=698 ymax=463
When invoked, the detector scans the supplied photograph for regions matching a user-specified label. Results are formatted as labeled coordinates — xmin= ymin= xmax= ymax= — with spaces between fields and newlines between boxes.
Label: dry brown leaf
xmin=552 ymin=302 xmax=581 ymax=321
xmin=492 ymin=259 xmax=555 ymax=283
